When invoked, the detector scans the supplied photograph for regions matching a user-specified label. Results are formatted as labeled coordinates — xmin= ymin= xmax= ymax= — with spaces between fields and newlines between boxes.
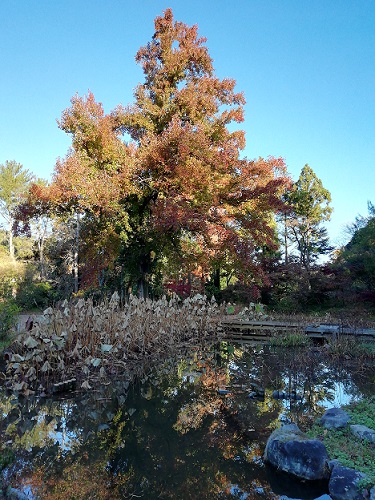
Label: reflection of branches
xmin=1 ymin=340 xmax=373 ymax=498
xmin=173 ymin=359 xmax=229 ymax=434
xmin=174 ymin=398 xmax=222 ymax=434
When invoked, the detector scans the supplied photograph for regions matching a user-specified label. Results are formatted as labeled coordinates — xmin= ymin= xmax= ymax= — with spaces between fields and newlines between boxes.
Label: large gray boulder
xmin=279 ymin=495 xmax=332 ymax=500
xmin=264 ymin=423 xmax=330 ymax=481
xmin=319 ymin=408 xmax=351 ymax=429
xmin=350 ymin=424 xmax=375 ymax=443
xmin=328 ymin=464 xmax=366 ymax=500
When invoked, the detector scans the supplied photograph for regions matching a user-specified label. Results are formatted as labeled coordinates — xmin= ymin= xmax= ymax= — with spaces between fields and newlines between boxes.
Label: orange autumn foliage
xmin=24 ymin=9 xmax=290 ymax=289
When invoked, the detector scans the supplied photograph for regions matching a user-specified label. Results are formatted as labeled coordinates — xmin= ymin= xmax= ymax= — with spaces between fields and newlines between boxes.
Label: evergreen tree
xmin=0 ymin=160 xmax=33 ymax=260
xmin=338 ymin=201 xmax=375 ymax=298
xmin=284 ymin=164 xmax=332 ymax=271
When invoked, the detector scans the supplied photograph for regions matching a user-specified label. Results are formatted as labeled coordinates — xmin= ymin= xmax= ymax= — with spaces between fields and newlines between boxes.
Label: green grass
xmin=0 ymin=448 xmax=14 ymax=471
xmin=308 ymin=396 xmax=375 ymax=488
xmin=269 ymin=331 xmax=311 ymax=347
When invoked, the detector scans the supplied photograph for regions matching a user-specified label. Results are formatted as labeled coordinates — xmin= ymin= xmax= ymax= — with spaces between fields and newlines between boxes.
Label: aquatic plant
xmin=324 ymin=338 xmax=375 ymax=361
xmin=238 ymin=302 xmax=269 ymax=321
xmin=4 ymin=293 xmax=224 ymax=395
xmin=269 ymin=331 xmax=311 ymax=348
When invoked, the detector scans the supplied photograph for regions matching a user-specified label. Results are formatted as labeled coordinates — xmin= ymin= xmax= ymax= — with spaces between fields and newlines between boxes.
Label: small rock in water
xmin=217 ymin=388 xmax=230 ymax=395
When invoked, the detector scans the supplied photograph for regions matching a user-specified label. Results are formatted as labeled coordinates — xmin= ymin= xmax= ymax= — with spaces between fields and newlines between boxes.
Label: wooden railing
xmin=221 ymin=317 xmax=375 ymax=341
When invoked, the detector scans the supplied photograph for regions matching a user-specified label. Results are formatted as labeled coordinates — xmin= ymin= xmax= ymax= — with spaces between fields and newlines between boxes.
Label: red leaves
xmin=23 ymin=9 xmax=292 ymax=288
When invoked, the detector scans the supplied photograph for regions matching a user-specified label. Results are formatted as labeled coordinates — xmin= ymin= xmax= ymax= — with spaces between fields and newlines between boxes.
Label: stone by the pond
xmin=278 ymin=496 xmax=332 ymax=500
xmin=264 ymin=423 xmax=330 ymax=481
xmin=6 ymin=487 xmax=30 ymax=499
xmin=350 ymin=424 xmax=375 ymax=443
xmin=328 ymin=464 xmax=366 ymax=500
xmin=319 ymin=408 xmax=351 ymax=429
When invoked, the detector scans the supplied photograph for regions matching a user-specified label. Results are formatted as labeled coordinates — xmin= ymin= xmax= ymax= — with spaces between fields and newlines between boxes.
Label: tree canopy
xmin=283 ymin=164 xmax=332 ymax=271
xmin=24 ymin=9 xmax=290 ymax=296
xmin=0 ymin=160 xmax=34 ymax=260
xmin=336 ymin=202 xmax=375 ymax=300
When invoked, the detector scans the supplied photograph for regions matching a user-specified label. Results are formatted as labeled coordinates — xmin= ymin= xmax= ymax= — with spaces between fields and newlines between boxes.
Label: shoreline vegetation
xmin=3 ymin=293 xmax=224 ymax=396
xmin=2 ymin=294 xmax=375 ymax=396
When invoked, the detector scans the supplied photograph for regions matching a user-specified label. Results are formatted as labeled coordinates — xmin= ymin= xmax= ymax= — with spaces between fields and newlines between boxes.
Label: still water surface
xmin=1 ymin=341 xmax=373 ymax=499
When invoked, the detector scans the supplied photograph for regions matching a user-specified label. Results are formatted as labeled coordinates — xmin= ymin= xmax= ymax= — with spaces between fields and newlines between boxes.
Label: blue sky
xmin=1 ymin=1 xmax=374 ymax=246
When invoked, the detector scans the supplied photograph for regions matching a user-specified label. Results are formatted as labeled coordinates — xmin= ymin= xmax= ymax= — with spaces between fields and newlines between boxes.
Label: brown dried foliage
xmin=5 ymin=293 xmax=224 ymax=395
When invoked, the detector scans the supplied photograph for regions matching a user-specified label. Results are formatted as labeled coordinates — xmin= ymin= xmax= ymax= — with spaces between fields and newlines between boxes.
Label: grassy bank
xmin=308 ymin=397 xmax=375 ymax=487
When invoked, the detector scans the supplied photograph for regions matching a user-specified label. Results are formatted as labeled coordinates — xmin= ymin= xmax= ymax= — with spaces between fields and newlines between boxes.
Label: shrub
xmin=15 ymin=281 xmax=52 ymax=310
xmin=0 ymin=299 xmax=20 ymax=342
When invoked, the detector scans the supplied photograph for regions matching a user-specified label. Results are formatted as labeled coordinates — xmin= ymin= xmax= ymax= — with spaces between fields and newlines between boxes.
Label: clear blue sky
xmin=1 ymin=1 xmax=374 ymax=246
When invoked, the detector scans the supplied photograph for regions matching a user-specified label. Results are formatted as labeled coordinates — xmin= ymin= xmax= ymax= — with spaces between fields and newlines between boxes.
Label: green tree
xmin=284 ymin=164 xmax=332 ymax=272
xmin=336 ymin=202 xmax=375 ymax=303
xmin=0 ymin=160 xmax=34 ymax=260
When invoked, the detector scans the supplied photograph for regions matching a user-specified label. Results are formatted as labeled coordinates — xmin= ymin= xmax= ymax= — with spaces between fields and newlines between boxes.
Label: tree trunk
xmin=137 ymin=252 xmax=151 ymax=299
xmin=284 ymin=213 xmax=289 ymax=265
xmin=73 ymin=213 xmax=80 ymax=293
xmin=38 ymin=235 xmax=45 ymax=279
xmin=8 ymin=220 xmax=15 ymax=261
xmin=213 ymin=268 xmax=221 ymax=290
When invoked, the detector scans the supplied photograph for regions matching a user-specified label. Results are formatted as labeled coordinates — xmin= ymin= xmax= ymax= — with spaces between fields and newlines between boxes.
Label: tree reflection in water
xmin=0 ymin=342 xmax=373 ymax=499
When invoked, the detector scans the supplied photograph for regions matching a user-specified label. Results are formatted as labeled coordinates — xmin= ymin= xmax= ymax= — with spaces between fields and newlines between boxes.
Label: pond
xmin=1 ymin=341 xmax=374 ymax=499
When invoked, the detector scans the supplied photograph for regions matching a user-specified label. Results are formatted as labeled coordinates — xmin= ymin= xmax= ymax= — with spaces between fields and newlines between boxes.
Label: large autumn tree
xmin=27 ymin=9 xmax=289 ymax=296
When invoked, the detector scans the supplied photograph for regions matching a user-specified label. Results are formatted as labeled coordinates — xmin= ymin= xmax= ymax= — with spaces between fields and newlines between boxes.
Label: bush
xmin=16 ymin=281 xmax=52 ymax=310
xmin=0 ymin=299 xmax=20 ymax=341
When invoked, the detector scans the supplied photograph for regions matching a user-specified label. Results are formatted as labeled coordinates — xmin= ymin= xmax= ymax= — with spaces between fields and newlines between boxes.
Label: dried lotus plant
xmin=4 ymin=293 xmax=224 ymax=395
